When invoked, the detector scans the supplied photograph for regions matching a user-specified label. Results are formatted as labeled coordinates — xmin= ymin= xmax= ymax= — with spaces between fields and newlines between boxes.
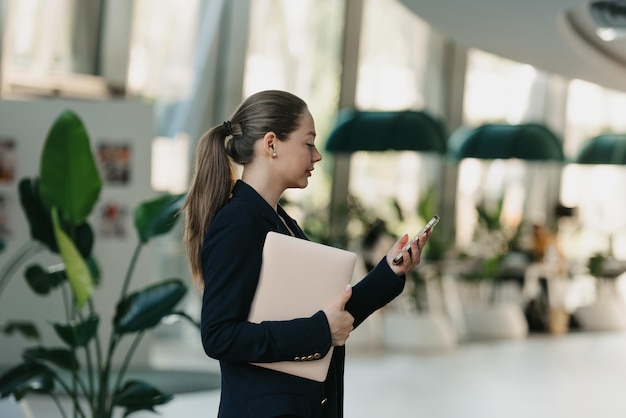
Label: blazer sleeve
xmin=346 ymin=257 xmax=406 ymax=328
xmin=200 ymin=207 xmax=332 ymax=364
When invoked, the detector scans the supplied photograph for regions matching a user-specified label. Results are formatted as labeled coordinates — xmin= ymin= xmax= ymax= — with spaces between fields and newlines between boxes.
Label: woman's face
xmin=274 ymin=109 xmax=322 ymax=189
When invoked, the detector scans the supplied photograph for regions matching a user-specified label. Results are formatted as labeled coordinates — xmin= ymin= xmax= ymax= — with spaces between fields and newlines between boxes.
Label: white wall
xmin=0 ymin=98 xmax=174 ymax=367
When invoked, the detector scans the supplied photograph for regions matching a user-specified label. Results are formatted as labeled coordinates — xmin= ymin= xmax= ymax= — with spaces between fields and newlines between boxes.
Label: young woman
xmin=182 ymin=90 xmax=430 ymax=418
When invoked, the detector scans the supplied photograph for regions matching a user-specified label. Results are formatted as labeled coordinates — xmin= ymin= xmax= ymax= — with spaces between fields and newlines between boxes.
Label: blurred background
xmin=2 ymin=0 xmax=626 ymax=417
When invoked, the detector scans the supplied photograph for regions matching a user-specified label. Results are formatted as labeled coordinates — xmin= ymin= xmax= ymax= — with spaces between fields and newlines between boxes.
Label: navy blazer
xmin=200 ymin=180 xmax=405 ymax=418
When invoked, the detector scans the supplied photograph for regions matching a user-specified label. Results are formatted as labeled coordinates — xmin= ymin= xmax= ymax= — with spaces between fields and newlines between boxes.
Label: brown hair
xmin=182 ymin=90 xmax=308 ymax=289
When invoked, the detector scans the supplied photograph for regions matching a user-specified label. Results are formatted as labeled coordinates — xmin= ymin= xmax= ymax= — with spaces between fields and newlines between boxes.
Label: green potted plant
xmin=460 ymin=197 xmax=528 ymax=340
xmin=379 ymin=187 xmax=457 ymax=352
xmin=0 ymin=110 xmax=195 ymax=417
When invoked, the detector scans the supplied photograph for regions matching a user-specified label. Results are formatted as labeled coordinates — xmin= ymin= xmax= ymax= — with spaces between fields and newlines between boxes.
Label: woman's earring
xmin=272 ymin=151 xmax=277 ymax=158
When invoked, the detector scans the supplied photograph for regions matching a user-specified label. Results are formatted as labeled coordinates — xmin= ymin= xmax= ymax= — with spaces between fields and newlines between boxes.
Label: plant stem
xmin=0 ymin=241 xmax=45 ymax=298
xmin=120 ymin=243 xmax=143 ymax=299
xmin=97 ymin=334 xmax=119 ymax=417
xmin=50 ymin=392 xmax=69 ymax=418
xmin=62 ymin=284 xmax=72 ymax=323
xmin=53 ymin=374 xmax=87 ymax=418
xmin=112 ymin=332 xmax=145 ymax=397
xmin=80 ymin=321 xmax=96 ymax=411
xmin=172 ymin=310 xmax=201 ymax=329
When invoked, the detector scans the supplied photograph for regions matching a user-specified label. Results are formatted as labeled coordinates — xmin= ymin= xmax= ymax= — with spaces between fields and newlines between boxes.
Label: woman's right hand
xmin=322 ymin=285 xmax=354 ymax=347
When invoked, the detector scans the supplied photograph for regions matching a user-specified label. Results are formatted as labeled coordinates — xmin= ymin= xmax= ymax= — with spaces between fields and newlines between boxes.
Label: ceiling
xmin=400 ymin=0 xmax=626 ymax=93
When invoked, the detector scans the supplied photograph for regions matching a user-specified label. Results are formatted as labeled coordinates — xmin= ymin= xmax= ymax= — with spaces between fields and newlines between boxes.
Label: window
xmin=1 ymin=0 xmax=108 ymax=98
xmin=463 ymin=49 xmax=539 ymax=126
xmin=355 ymin=0 xmax=432 ymax=112
xmin=128 ymin=0 xmax=201 ymax=101
xmin=456 ymin=49 xmax=563 ymax=250
xmin=560 ymin=79 xmax=626 ymax=260
xmin=243 ymin=0 xmax=346 ymax=227
xmin=347 ymin=0 xmax=443 ymax=246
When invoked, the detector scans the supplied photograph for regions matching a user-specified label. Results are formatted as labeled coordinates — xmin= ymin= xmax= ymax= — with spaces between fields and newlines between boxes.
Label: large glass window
xmin=563 ymin=79 xmax=626 ymax=160
xmin=463 ymin=49 xmax=539 ymax=126
xmin=356 ymin=0 xmax=432 ymax=112
xmin=457 ymin=49 xmax=562 ymax=251
xmin=2 ymin=0 xmax=77 ymax=77
xmin=347 ymin=0 xmax=443 ymax=248
xmin=243 ymin=0 xmax=346 ymax=228
xmin=1 ymin=0 xmax=109 ymax=97
xmin=560 ymin=80 xmax=626 ymax=261
xmin=128 ymin=0 xmax=201 ymax=101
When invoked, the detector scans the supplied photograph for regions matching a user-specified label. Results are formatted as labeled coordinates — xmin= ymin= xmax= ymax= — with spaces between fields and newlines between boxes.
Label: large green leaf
xmin=113 ymin=380 xmax=173 ymax=417
xmin=0 ymin=363 xmax=55 ymax=400
xmin=2 ymin=321 xmax=41 ymax=341
xmin=19 ymin=178 xmax=95 ymax=257
xmin=51 ymin=208 xmax=93 ymax=309
xmin=134 ymin=194 xmax=185 ymax=243
xmin=24 ymin=264 xmax=66 ymax=295
xmin=18 ymin=178 xmax=57 ymax=251
xmin=39 ymin=110 xmax=102 ymax=226
xmin=114 ymin=279 xmax=187 ymax=334
xmin=22 ymin=347 xmax=78 ymax=371
xmin=53 ymin=315 xmax=99 ymax=347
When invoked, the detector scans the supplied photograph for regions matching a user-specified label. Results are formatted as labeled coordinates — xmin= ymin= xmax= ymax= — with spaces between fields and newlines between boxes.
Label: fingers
xmin=387 ymin=230 xmax=431 ymax=274
xmin=322 ymin=284 xmax=354 ymax=347
xmin=395 ymin=233 xmax=410 ymax=250
xmin=335 ymin=284 xmax=352 ymax=310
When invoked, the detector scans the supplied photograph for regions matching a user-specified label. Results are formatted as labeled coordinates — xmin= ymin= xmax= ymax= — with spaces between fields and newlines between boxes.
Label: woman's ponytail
xmin=182 ymin=125 xmax=234 ymax=290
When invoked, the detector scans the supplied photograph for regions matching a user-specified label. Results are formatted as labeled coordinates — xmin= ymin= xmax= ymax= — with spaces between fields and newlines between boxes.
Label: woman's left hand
xmin=386 ymin=230 xmax=431 ymax=275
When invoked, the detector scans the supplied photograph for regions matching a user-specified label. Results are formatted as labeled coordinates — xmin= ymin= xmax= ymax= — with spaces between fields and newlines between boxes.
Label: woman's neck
xmin=241 ymin=170 xmax=284 ymax=211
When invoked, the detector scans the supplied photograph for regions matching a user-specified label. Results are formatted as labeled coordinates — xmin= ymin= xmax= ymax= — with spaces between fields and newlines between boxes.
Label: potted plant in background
xmin=458 ymin=197 xmax=529 ymax=340
xmin=574 ymin=251 xmax=626 ymax=331
xmin=0 ymin=110 xmax=196 ymax=417
xmin=379 ymin=187 xmax=458 ymax=352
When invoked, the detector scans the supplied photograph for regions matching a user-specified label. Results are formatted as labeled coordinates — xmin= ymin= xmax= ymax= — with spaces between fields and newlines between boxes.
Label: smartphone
xmin=392 ymin=215 xmax=440 ymax=265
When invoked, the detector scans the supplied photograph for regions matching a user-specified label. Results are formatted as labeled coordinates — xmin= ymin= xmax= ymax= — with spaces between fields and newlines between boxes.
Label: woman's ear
xmin=263 ymin=132 xmax=277 ymax=157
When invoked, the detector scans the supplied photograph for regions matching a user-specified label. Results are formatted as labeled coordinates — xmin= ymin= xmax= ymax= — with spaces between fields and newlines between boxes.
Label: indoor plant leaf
xmin=113 ymin=380 xmax=173 ymax=416
xmin=22 ymin=347 xmax=78 ymax=371
xmin=53 ymin=315 xmax=99 ymax=347
xmin=0 ymin=362 xmax=55 ymax=400
xmin=114 ymin=279 xmax=187 ymax=334
xmin=134 ymin=193 xmax=185 ymax=243
xmin=24 ymin=264 xmax=66 ymax=295
xmin=2 ymin=321 xmax=41 ymax=341
xmin=18 ymin=178 xmax=57 ymax=251
xmin=51 ymin=207 xmax=93 ymax=309
xmin=38 ymin=110 xmax=102 ymax=226
xmin=19 ymin=178 xmax=95 ymax=257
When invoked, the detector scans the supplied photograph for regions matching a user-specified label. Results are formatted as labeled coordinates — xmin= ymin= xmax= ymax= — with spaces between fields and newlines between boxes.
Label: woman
xmin=182 ymin=90 xmax=430 ymax=418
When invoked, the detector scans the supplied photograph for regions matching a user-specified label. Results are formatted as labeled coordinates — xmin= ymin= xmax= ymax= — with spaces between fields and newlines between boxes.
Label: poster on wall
xmin=0 ymin=138 xmax=16 ymax=184
xmin=97 ymin=142 xmax=131 ymax=185
xmin=98 ymin=201 xmax=128 ymax=238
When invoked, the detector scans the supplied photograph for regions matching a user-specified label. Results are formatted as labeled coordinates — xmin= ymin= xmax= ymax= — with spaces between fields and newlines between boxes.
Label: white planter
xmin=464 ymin=303 xmax=529 ymax=340
xmin=382 ymin=311 xmax=457 ymax=352
xmin=575 ymin=300 xmax=626 ymax=331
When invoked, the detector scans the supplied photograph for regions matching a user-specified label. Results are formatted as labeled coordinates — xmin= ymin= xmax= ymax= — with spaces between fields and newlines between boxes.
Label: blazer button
xmin=321 ymin=398 xmax=328 ymax=406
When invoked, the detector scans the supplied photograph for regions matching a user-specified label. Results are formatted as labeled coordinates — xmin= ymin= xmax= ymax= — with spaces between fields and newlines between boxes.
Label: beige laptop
xmin=248 ymin=231 xmax=357 ymax=382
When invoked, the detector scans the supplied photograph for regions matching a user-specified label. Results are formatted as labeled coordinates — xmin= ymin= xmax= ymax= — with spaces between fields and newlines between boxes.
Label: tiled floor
xmin=17 ymin=330 xmax=626 ymax=418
